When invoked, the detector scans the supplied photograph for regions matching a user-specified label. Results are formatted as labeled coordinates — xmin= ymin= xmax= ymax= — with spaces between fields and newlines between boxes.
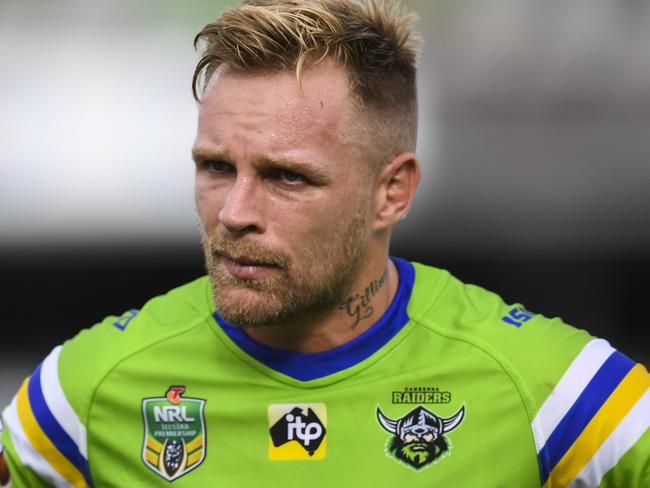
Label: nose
xmin=218 ymin=174 xmax=265 ymax=235
xmin=412 ymin=427 xmax=433 ymax=438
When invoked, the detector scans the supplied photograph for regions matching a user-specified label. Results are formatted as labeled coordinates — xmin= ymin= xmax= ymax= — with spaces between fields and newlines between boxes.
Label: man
xmin=1 ymin=0 xmax=648 ymax=486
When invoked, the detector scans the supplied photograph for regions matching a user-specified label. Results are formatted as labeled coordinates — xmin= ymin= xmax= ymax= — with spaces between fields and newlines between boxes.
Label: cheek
xmin=312 ymin=187 xmax=368 ymax=228
xmin=195 ymin=178 xmax=225 ymax=224
xmin=290 ymin=201 xmax=353 ymax=246
xmin=308 ymin=193 xmax=369 ymax=249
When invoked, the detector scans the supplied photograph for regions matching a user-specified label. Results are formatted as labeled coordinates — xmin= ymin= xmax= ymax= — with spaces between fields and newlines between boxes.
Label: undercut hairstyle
xmin=193 ymin=0 xmax=422 ymax=167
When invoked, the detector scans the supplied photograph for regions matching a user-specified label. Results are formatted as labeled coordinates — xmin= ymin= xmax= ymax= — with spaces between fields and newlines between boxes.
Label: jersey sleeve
xmin=0 ymin=278 xmax=209 ymax=487
xmin=530 ymin=338 xmax=650 ymax=487
xmin=0 ymin=344 xmax=93 ymax=487
xmin=414 ymin=265 xmax=650 ymax=487
xmin=463 ymin=281 xmax=650 ymax=487
xmin=0 ymin=309 xmax=140 ymax=488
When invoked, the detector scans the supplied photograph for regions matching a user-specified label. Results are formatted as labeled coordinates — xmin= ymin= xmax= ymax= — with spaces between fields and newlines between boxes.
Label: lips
xmin=215 ymin=251 xmax=280 ymax=280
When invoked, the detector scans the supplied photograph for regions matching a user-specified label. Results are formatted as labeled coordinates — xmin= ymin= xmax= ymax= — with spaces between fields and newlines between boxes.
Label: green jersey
xmin=2 ymin=258 xmax=649 ymax=487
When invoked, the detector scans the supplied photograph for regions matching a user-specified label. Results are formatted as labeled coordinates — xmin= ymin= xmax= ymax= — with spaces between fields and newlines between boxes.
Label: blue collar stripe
xmin=213 ymin=257 xmax=414 ymax=381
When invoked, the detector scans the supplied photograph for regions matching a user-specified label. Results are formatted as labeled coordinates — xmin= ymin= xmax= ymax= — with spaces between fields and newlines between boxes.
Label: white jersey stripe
xmin=2 ymin=400 xmax=70 ymax=488
xmin=532 ymin=339 xmax=615 ymax=452
xmin=41 ymin=346 xmax=88 ymax=458
xmin=567 ymin=388 xmax=650 ymax=488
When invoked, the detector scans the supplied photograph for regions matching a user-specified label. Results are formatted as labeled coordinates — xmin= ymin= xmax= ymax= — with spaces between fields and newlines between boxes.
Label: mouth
xmin=214 ymin=251 xmax=282 ymax=280
xmin=406 ymin=442 xmax=430 ymax=452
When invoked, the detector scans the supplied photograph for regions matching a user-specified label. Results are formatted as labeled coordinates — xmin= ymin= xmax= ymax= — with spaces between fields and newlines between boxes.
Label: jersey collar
xmin=212 ymin=257 xmax=415 ymax=381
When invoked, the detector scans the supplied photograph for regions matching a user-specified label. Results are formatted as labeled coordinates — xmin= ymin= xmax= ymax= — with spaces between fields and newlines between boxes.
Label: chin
xmin=213 ymin=286 xmax=286 ymax=328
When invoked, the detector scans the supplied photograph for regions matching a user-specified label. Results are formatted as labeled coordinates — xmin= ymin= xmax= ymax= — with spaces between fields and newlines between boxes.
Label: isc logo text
xmin=501 ymin=307 xmax=535 ymax=328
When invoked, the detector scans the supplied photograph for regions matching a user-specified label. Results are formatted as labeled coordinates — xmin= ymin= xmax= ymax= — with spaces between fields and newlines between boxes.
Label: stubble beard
xmin=201 ymin=212 xmax=368 ymax=329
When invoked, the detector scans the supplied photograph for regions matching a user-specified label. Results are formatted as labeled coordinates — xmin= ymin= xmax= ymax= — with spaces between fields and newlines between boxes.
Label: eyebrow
xmin=253 ymin=155 xmax=331 ymax=182
xmin=191 ymin=146 xmax=231 ymax=164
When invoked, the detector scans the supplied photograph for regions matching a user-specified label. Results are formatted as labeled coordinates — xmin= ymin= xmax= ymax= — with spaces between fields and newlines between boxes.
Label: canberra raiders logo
xmin=142 ymin=386 xmax=206 ymax=481
xmin=376 ymin=404 xmax=465 ymax=470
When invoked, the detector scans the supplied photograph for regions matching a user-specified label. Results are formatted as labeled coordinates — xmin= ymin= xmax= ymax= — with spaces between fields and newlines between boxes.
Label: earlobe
xmin=373 ymin=152 xmax=420 ymax=230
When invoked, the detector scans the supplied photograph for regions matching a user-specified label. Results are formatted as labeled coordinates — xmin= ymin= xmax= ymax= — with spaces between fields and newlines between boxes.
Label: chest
xmin=85 ymin=354 xmax=541 ymax=487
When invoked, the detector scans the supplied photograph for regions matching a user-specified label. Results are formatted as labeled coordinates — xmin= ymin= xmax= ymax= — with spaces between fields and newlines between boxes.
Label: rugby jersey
xmin=2 ymin=259 xmax=648 ymax=487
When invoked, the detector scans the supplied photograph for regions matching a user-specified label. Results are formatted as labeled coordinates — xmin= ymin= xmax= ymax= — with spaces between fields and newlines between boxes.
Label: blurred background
xmin=1 ymin=0 xmax=649 ymax=406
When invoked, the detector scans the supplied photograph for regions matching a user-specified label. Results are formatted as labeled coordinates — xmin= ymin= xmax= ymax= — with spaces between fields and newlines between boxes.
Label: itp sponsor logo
xmin=267 ymin=403 xmax=327 ymax=460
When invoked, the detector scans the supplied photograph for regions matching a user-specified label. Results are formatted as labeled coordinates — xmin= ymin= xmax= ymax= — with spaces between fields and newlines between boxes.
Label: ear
xmin=372 ymin=152 xmax=420 ymax=231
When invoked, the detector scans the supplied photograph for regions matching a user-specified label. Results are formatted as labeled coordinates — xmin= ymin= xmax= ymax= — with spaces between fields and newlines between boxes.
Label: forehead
xmin=195 ymin=62 xmax=355 ymax=160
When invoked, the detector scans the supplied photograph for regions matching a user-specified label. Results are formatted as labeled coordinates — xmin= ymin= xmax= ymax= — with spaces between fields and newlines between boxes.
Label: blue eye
xmin=280 ymin=169 xmax=304 ymax=183
xmin=206 ymin=160 xmax=234 ymax=173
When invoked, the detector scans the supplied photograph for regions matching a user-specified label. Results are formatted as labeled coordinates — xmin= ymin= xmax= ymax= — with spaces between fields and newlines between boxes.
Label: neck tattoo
xmin=339 ymin=268 xmax=389 ymax=329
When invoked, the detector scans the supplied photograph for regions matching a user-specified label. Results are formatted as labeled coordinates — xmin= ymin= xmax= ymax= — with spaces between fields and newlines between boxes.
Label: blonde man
xmin=2 ymin=1 xmax=648 ymax=486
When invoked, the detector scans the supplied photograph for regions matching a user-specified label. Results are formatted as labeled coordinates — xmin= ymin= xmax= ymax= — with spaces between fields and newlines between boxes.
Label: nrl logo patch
xmin=376 ymin=404 xmax=465 ymax=471
xmin=142 ymin=386 xmax=206 ymax=481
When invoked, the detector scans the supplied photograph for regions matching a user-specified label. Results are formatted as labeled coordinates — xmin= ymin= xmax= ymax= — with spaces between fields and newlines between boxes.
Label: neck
xmin=242 ymin=257 xmax=399 ymax=353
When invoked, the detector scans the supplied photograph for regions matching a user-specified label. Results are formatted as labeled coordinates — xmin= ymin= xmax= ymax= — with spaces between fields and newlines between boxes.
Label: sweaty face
xmin=194 ymin=64 xmax=372 ymax=328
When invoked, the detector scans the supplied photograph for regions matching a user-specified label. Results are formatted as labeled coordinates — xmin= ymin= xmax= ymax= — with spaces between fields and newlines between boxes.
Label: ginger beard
xmin=200 ymin=207 xmax=370 ymax=329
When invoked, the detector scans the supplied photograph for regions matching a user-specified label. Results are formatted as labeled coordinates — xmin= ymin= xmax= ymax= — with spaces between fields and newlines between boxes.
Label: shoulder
xmin=58 ymin=275 xmax=212 ymax=408
xmin=0 ymin=276 xmax=212 ymax=487
xmin=408 ymin=260 xmax=596 ymax=402
xmin=55 ymin=274 xmax=211 ymax=404
xmin=406 ymin=260 xmax=596 ymax=438
xmin=407 ymin=260 xmax=650 ymax=486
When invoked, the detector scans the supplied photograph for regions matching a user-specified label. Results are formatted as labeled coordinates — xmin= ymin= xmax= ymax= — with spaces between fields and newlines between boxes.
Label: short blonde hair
xmin=193 ymin=0 xmax=421 ymax=164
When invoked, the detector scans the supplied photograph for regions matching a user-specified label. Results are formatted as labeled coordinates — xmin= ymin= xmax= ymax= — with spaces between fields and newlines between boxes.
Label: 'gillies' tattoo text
xmin=340 ymin=269 xmax=388 ymax=329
